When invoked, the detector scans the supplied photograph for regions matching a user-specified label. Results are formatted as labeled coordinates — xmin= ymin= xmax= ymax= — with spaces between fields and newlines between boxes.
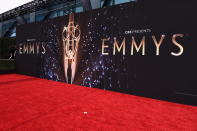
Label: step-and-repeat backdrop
xmin=16 ymin=1 xmax=197 ymax=105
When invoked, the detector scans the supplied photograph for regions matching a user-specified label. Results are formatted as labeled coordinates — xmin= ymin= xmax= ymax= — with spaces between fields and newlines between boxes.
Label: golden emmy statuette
xmin=62 ymin=13 xmax=80 ymax=84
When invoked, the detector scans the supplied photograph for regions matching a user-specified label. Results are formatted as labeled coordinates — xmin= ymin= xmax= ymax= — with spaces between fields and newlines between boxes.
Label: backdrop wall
xmin=16 ymin=0 xmax=197 ymax=105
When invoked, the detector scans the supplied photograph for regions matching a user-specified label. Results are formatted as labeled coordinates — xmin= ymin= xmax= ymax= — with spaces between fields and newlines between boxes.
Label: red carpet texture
xmin=0 ymin=74 xmax=197 ymax=131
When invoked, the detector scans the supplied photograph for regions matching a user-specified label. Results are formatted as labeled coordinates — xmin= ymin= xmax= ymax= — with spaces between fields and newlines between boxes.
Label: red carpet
xmin=0 ymin=74 xmax=197 ymax=131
